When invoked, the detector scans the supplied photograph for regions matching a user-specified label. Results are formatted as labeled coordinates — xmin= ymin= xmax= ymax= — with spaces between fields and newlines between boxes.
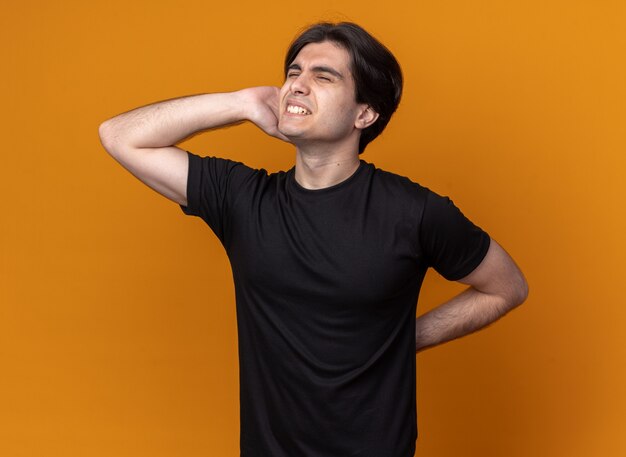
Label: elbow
xmin=98 ymin=120 xmax=113 ymax=152
xmin=495 ymin=271 xmax=529 ymax=314
xmin=510 ymin=274 xmax=529 ymax=309
xmin=98 ymin=119 xmax=121 ymax=157
xmin=520 ymin=276 xmax=529 ymax=303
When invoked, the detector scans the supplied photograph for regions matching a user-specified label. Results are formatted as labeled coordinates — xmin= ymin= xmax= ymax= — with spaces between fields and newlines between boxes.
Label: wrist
xmin=234 ymin=88 xmax=257 ymax=122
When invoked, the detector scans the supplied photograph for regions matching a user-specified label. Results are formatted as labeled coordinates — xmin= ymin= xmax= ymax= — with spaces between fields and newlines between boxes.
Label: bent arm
xmin=415 ymin=238 xmax=528 ymax=353
xmin=98 ymin=87 xmax=287 ymax=206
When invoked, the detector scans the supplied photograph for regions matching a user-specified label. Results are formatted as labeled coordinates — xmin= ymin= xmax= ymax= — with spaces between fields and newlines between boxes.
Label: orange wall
xmin=2 ymin=1 xmax=625 ymax=456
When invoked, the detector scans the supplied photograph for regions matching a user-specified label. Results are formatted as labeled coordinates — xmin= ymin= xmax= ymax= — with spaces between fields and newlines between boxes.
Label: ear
xmin=355 ymin=105 xmax=379 ymax=130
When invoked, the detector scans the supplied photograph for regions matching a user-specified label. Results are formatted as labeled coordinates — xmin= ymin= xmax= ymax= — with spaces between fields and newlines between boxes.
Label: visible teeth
xmin=287 ymin=105 xmax=310 ymax=115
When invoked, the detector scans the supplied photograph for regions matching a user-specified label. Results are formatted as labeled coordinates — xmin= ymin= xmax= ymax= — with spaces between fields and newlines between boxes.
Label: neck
xmin=294 ymin=145 xmax=361 ymax=190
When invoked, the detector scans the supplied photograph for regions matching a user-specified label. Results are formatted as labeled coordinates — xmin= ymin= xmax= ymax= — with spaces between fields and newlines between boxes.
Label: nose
xmin=290 ymin=73 xmax=310 ymax=95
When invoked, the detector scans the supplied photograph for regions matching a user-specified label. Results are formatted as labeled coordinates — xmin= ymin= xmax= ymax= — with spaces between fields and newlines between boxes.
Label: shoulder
xmin=187 ymin=150 xmax=285 ymax=185
xmin=364 ymin=162 xmax=479 ymax=229
xmin=365 ymin=161 xmax=432 ymax=204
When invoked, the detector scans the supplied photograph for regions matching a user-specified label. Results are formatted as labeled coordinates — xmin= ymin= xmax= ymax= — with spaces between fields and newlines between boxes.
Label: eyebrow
xmin=287 ymin=63 xmax=344 ymax=80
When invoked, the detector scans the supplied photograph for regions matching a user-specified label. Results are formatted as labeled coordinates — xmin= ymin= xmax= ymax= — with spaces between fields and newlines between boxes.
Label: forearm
xmin=415 ymin=287 xmax=517 ymax=352
xmin=99 ymin=91 xmax=247 ymax=150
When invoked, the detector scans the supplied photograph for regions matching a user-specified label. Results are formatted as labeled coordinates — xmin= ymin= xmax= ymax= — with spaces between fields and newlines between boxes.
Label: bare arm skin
xmin=98 ymin=87 xmax=287 ymax=206
xmin=415 ymin=238 xmax=528 ymax=352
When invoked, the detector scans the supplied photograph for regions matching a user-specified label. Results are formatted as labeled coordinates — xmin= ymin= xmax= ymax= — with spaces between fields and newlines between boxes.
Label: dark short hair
xmin=284 ymin=22 xmax=403 ymax=153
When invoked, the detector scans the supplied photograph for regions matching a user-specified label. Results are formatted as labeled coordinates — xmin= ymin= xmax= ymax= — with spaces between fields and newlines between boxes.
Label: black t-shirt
xmin=180 ymin=151 xmax=490 ymax=457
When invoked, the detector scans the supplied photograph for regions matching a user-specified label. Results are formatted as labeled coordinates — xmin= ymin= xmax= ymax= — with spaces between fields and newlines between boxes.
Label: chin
xmin=278 ymin=124 xmax=303 ymax=139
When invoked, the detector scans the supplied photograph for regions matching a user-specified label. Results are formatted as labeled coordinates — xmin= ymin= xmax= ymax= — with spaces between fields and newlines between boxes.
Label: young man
xmin=99 ymin=22 xmax=527 ymax=457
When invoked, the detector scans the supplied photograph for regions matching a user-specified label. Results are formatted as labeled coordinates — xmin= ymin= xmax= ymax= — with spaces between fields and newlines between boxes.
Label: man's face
xmin=278 ymin=41 xmax=369 ymax=149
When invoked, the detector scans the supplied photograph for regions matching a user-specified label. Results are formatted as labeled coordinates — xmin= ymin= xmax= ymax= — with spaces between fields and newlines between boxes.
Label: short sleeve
xmin=179 ymin=150 xmax=252 ymax=242
xmin=419 ymin=190 xmax=491 ymax=281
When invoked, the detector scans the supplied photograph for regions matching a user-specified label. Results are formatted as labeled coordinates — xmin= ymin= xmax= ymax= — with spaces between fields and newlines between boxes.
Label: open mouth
xmin=286 ymin=104 xmax=311 ymax=115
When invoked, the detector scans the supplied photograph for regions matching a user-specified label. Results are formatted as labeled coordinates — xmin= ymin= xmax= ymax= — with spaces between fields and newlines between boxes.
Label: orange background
xmin=2 ymin=1 xmax=625 ymax=456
